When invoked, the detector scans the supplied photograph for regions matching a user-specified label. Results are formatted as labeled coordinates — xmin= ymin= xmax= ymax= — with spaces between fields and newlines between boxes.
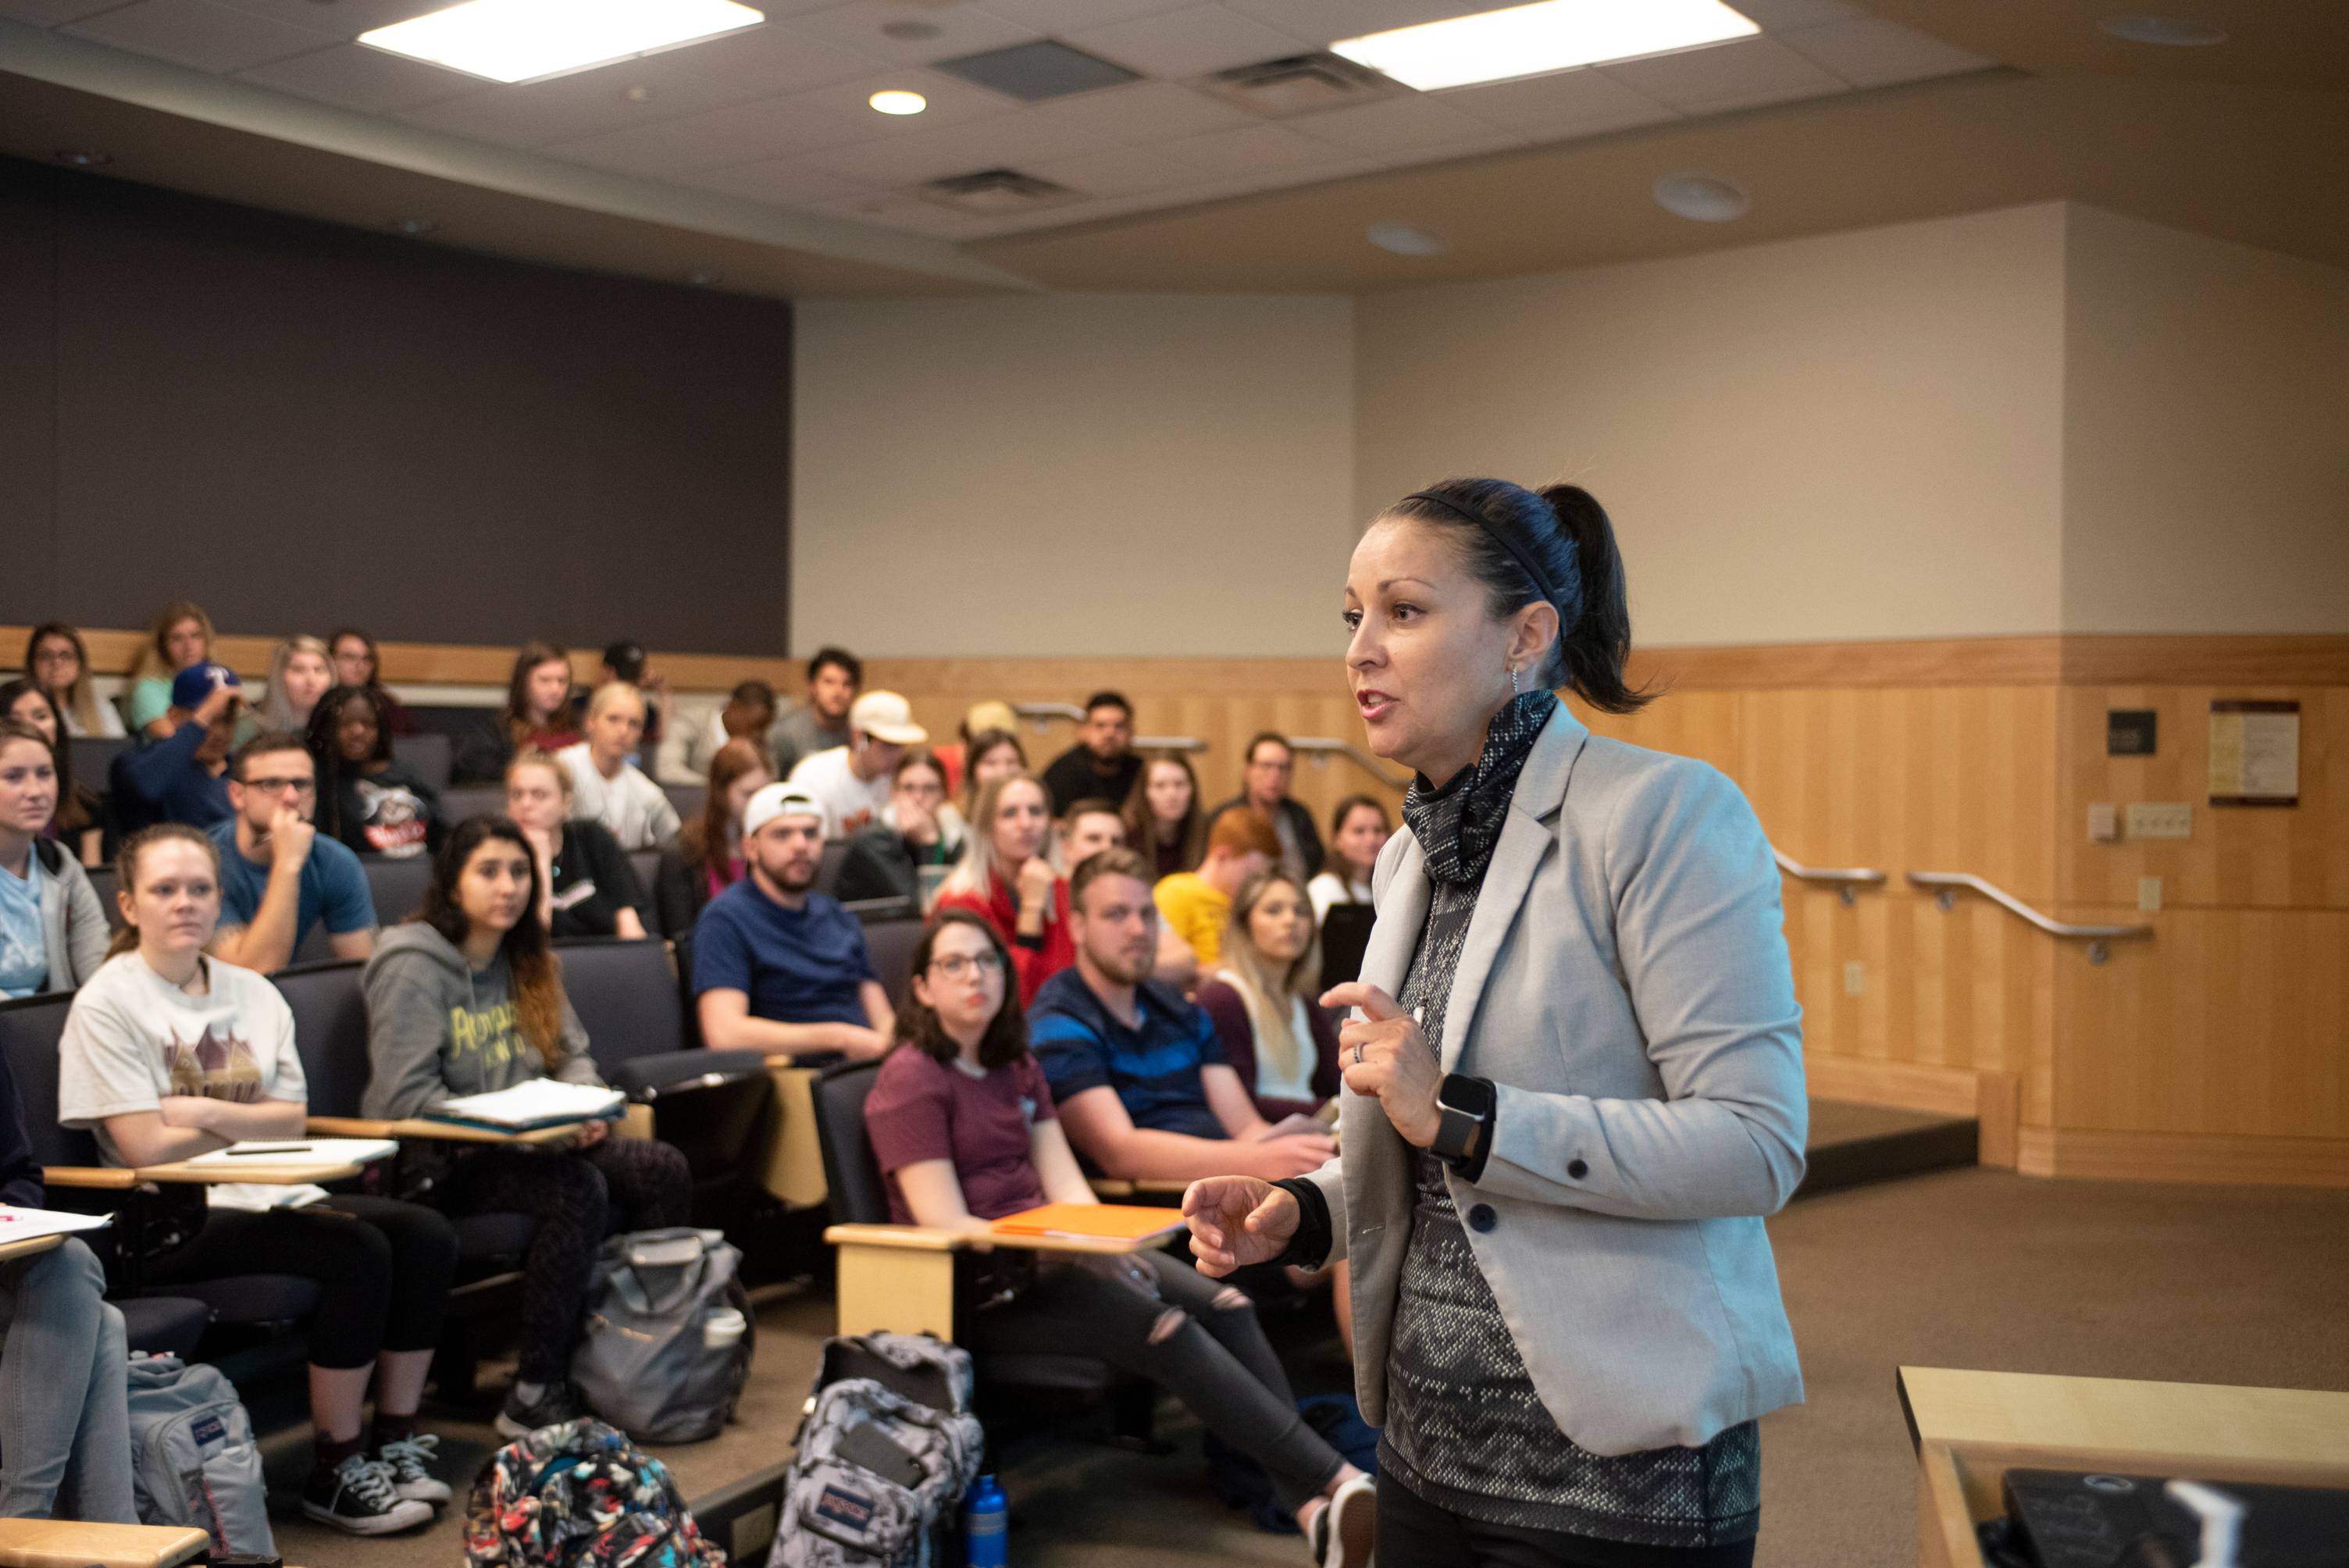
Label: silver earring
xmin=1510 ymin=664 xmax=1525 ymax=696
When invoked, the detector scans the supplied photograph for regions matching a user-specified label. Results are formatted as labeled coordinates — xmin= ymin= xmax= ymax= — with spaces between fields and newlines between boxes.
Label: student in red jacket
xmin=932 ymin=772 xmax=1071 ymax=1007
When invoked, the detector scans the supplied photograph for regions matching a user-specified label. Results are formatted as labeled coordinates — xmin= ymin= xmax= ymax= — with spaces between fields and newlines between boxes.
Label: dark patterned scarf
xmin=1402 ymin=690 xmax=1557 ymax=887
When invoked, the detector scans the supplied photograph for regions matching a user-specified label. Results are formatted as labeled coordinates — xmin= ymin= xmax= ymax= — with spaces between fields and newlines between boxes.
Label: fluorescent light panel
xmin=1332 ymin=0 xmax=1759 ymax=92
xmin=360 ymin=0 xmax=765 ymax=86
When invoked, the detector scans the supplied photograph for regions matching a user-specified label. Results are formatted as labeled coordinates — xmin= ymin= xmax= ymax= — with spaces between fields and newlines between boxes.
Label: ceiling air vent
xmin=1196 ymin=52 xmax=1406 ymax=119
xmin=917 ymin=169 xmax=1082 ymax=216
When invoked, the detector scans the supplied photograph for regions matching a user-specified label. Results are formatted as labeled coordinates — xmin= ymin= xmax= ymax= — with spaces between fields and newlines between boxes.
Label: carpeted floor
xmin=258 ymin=1167 xmax=2349 ymax=1566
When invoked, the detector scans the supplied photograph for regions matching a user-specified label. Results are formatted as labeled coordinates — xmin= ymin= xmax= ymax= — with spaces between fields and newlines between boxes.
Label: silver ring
xmin=1353 ymin=1044 xmax=1364 ymax=1065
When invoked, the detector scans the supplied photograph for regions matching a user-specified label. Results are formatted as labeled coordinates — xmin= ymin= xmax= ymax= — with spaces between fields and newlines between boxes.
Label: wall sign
xmin=2107 ymin=710 xmax=2158 ymax=756
xmin=2208 ymin=700 xmax=2299 ymax=807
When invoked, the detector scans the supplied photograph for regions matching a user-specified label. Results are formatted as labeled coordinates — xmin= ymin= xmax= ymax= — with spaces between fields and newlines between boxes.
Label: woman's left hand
xmin=573 ymin=1117 xmax=611 ymax=1149
xmin=1320 ymin=982 xmax=1442 ymax=1147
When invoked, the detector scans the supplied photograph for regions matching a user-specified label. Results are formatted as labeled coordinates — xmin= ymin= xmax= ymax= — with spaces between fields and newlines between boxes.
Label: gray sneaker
xmin=301 ymin=1452 xmax=434 ymax=1535
xmin=377 ymin=1433 xmax=451 ymax=1506
xmin=497 ymin=1380 xmax=586 ymax=1440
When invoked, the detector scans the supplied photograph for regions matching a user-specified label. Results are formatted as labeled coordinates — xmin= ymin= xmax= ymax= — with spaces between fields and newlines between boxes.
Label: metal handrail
xmin=1907 ymin=871 xmax=2153 ymax=966
xmin=1771 ymin=850 xmax=1886 ymax=907
xmin=1007 ymin=702 xmax=1203 ymax=753
xmin=1289 ymin=736 xmax=1410 ymax=789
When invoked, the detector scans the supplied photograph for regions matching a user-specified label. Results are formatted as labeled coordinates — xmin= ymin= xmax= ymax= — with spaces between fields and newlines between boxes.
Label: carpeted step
xmin=1795 ymin=1099 xmax=1977 ymax=1199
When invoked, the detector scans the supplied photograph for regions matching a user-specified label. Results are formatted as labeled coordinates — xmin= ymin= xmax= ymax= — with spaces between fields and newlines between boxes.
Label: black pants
xmin=147 ymin=1196 xmax=458 ymax=1370
xmin=434 ymin=1139 xmax=690 ymax=1382
xmin=1378 ymin=1472 xmax=1758 ymax=1568
xmin=964 ymin=1252 xmax=1346 ymax=1513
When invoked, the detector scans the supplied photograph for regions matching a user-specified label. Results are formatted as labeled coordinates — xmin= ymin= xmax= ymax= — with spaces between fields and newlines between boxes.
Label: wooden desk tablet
xmin=130 ymin=1160 xmax=365 ymax=1185
xmin=309 ymin=1114 xmax=591 ymax=1146
xmin=0 ymin=1233 xmax=65 ymax=1266
xmin=0 ymin=1517 xmax=209 ymax=1567
xmin=1898 ymin=1365 xmax=2349 ymax=1567
xmin=827 ymin=1210 xmax=1190 ymax=1339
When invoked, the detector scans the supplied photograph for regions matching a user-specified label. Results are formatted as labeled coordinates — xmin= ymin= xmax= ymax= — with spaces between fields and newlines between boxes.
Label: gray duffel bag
xmin=572 ymin=1228 xmax=754 ymax=1444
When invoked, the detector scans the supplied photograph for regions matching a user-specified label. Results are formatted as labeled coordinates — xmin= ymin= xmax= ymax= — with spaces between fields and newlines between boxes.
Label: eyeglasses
xmin=927 ymin=952 xmax=1003 ymax=980
xmin=244 ymin=777 xmax=316 ymax=797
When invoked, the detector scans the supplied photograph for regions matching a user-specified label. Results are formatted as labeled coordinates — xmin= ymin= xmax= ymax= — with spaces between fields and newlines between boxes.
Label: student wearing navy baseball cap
xmin=107 ymin=664 xmax=244 ymax=836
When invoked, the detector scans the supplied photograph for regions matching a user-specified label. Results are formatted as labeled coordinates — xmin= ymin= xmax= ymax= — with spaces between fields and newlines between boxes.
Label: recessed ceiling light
xmin=393 ymin=216 xmax=438 ymax=236
xmin=359 ymin=0 xmax=765 ymax=86
xmin=1367 ymin=221 xmax=1448 ymax=256
xmin=1333 ymin=0 xmax=1758 ymax=93
xmin=868 ymin=89 xmax=928 ymax=116
xmin=55 ymin=149 xmax=111 ymax=166
xmin=623 ymin=84 xmax=652 ymax=102
xmin=1652 ymin=173 xmax=1748 ymax=222
xmin=2098 ymin=14 xmax=2226 ymax=45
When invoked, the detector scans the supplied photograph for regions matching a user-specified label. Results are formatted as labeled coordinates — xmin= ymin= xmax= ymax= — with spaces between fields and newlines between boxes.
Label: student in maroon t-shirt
xmin=861 ymin=911 xmax=1373 ymax=1563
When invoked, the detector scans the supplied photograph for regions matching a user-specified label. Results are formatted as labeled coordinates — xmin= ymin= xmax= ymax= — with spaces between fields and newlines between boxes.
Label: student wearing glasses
xmin=205 ymin=732 xmax=378 ymax=975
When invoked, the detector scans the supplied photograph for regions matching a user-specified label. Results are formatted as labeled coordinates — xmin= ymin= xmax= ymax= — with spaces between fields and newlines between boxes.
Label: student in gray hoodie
xmin=361 ymin=814 xmax=690 ymax=1439
xmin=0 ymin=722 xmax=108 ymax=997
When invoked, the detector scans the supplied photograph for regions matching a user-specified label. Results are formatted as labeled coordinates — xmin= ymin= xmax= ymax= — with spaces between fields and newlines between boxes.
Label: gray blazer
xmin=34 ymin=843 xmax=110 ymax=995
xmin=1304 ymin=701 xmax=1806 ymax=1457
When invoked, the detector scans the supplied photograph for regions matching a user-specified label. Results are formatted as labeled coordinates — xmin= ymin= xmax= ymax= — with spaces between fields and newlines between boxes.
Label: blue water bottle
xmin=963 ymin=1473 xmax=1008 ymax=1567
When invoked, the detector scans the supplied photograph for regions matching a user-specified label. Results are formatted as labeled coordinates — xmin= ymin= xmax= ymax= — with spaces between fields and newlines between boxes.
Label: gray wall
xmin=0 ymin=157 xmax=793 ymax=656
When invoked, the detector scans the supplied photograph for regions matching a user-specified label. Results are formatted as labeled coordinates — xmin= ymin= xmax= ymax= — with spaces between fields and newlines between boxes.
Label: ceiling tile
xmin=679 ymin=159 xmax=877 ymax=207
xmin=0 ymin=0 xmax=145 ymax=22
xmin=1597 ymin=35 xmax=1846 ymax=114
xmin=61 ymin=0 xmax=336 ymax=73
xmin=979 ymin=0 xmax=1191 ymax=27
xmin=1157 ymin=120 xmax=1356 ymax=179
xmin=547 ymin=89 xmax=899 ymax=172
xmin=806 ymin=189 xmax=1001 ymax=239
xmin=1025 ymin=141 xmax=1198 ymax=198
xmin=1033 ymin=80 xmax=1253 ymax=143
xmin=1068 ymin=5 xmax=1310 ymax=80
xmin=802 ymin=108 xmax=1114 ymax=186
xmin=234 ymin=43 xmax=486 ymax=114
xmin=1720 ymin=0 xmax=1867 ymax=30
xmin=659 ymin=22 xmax=892 ymax=98
xmin=1774 ymin=17 xmax=1996 ymax=88
xmin=1439 ymin=67 xmax=1680 ymax=141
xmin=1288 ymin=92 xmax=1522 ymax=155
xmin=1224 ymin=0 xmax=1522 ymax=47
xmin=209 ymin=0 xmax=461 ymax=34
xmin=786 ymin=67 xmax=1021 ymax=137
xmin=789 ymin=2 xmax=1039 ymax=67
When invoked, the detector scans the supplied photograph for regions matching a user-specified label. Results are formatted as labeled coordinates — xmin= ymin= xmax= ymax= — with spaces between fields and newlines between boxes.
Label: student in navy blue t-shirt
xmin=207 ymin=732 xmax=377 ymax=975
xmin=107 ymin=664 xmax=244 ymax=838
xmin=692 ymin=783 xmax=893 ymax=1058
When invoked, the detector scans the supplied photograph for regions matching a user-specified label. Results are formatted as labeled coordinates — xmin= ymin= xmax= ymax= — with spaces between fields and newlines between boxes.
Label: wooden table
xmin=1898 ymin=1366 xmax=2349 ymax=1566
xmin=310 ymin=1114 xmax=594 ymax=1146
xmin=0 ymin=1232 xmax=66 ymax=1266
xmin=829 ymin=1214 xmax=1189 ymax=1339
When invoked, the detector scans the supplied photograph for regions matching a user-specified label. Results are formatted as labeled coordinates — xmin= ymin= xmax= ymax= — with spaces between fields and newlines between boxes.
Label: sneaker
xmin=496 ymin=1380 xmax=585 ymax=1440
xmin=376 ymin=1432 xmax=451 ymax=1506
xmin=1317 ymin=1474 xmax=1374 ymax=1568
xmin=301 ymin=1452 xmax=434 ymax=1535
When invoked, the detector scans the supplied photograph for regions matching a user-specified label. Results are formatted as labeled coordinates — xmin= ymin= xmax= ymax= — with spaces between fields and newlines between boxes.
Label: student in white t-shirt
xmin=785 ymin=689 xmax=929 ymax=839
xmin=1306 ymin=795 xmax=1390 ymax=924
xmin=554 ymin=682 xmax=679 ymax=852
xmin=56 ymin=824 xmax=455 ymax=1536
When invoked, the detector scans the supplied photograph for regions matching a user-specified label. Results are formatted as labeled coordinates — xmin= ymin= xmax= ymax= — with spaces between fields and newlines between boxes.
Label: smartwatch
xmin=1431 ymin=1073 xmax=1497 ymax=1172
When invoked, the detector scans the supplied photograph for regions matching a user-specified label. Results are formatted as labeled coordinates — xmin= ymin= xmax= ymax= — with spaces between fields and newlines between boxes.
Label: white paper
xmin=187 ymin=1139 xmax=400 ymax=1167
xmin=433 ymin=1079 xmax=625 ymax=1128
xmin=0 ymin=1205 xmax=112 ymax=1239
xmin=205 ymin=1183 xmax=331 ymax=1213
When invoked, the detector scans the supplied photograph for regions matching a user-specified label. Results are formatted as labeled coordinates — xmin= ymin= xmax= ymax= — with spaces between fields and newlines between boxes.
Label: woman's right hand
xmin=1016 ymin=854 xmax=1058 ymax=912
xmin=1183 ymin=1176 xmax=1298 ymax=1278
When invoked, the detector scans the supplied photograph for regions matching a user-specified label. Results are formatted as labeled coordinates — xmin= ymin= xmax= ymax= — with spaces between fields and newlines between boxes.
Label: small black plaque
xmin=2107 ymin=710 xmax=2157 ymax=757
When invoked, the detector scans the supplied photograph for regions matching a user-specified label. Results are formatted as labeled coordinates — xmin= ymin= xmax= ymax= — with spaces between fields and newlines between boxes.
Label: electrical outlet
xmin=2087 ymin=804 xmax=2119 ymax=843
xmin=1844 ymin=961 xmax=1864 ymax=997
xmin=2139 ymin=877 xmax=2162 ymax=913
xmin=2126 ymin=803 xmax=2194 ymax=839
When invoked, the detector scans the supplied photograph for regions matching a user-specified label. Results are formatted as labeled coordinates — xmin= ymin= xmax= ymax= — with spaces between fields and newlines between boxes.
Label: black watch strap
xmin=1432 ymin=1073 xmax=1498 ymax=1182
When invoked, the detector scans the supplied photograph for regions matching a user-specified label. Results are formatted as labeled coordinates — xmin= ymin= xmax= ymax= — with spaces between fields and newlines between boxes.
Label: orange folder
xmin=989 ymin=1203 xmax=1185 ymax=1242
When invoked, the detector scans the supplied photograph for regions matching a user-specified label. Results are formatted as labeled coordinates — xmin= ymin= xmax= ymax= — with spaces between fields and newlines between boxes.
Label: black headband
xmin=1401 ymin=491 xmax=1561 ymax=605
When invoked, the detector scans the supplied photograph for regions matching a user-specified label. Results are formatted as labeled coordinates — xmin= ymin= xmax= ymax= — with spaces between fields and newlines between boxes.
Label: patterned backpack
xmin=768 ymin=1333 xmax=985 ymax=1568
xmin=465 ymin=1418 xmax=727 ymax=1568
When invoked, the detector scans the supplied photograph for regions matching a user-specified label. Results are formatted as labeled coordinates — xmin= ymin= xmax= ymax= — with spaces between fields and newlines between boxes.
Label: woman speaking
xmin=1185 ymin=478 xmax=1805 ymax=1567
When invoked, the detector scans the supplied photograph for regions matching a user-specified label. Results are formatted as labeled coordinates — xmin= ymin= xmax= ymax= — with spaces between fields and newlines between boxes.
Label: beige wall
xmin=791 ymin=292 xmax=1354 ymax=657
xmin=2062 ymin=204 xmax=2349 ymax=635
xmin=1353 ymin=203 xmax=2071 ymax=647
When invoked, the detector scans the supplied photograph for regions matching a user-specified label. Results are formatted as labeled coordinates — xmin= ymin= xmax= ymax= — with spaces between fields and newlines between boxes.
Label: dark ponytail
xmin=1387 ymin=477 xmax=1656 ymax=715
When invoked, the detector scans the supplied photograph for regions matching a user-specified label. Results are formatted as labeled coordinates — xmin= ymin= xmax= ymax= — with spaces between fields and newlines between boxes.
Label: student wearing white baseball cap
xmin=783 ymin=690 xmax=928 ymax=839
xmin=692 ymin=782 xmax=894 ymax=1060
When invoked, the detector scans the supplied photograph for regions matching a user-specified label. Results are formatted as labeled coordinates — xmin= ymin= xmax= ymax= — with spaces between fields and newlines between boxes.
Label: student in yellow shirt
xmin=1153 ymin=809 xmax=1280 ymax=968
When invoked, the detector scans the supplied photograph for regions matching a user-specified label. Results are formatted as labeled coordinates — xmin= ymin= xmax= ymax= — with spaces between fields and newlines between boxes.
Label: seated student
xmin=108 ymin=664 xmax=244 ymax=837
xmin=1 ymin=680 xmax=101 ymax=866
xmin=0 ymin=1046 xmax=134 ymax=1523
xmin=124 ymin=601 xmax=214 ymax=740
xmin=932 ymin=774 xmax=1071 ymax=1009
xmin=1206 ymin=733 xmax=1325 ymax=882
xmin=59 ymin=825 xmax=458 ymax=1533
xmin=832 ymin=748 xmax=961 ymax=907
xmin=554 ymin=684 xmax=679 ymax=853
xmin=207 ymin=732 xmax=377 ymax=974
xmin=864 ymin=911 xmax=1374 ymax=1566
xmin=258 ymin=635 xmax=334 ymax=736
xmin=452 ymin=640 xmax=579 ymax=786
xmin=1039 ymin=690 xmax=1142 ymax=818
xmin=692 ymin=784 xmax=893 ymax=1059
xmin=1123 ymin=751 xmax=1203 ymax=881
xmin=1196 ymin=870 xmax=1341 ymax=1122
xmin=0 ymin=720 xmax=108 ymax=996
xmin=655 ymin=679 xmax=774 ymax=787
xmin=327 ymin=627 xmax=416 ymax=736
xmin=24 ymin=622 xmax=126 ymax=739
xmin=653 ymin=739 xmax=768 ymax=939
xmin=769 ymin=647 xmax=859 ymax=778
xmin=1058 ymin=796 xmax=1126 ymax=872
xmin=361 ymin=816 xmax=691 ymax=1438
xmin=957 ymin=727 xmax=1027 ymax=822
xmin=597 ymin=641 xmax=668 ymax=758
xmin=1028 ymin=850 xmax=1333 ymax=1185
xmin=787 ymin=690 xmax=927 ymax=839
xmin=1154 ymin=808 xmax=1280 ymax=970
xmin=504 ymin=752 xmax=647 ymax=942
xmin=309 ymin=685 xmax=444 ymax=861
xmin=1306 ymin=795 xmax=1388 ymax=924
xmin=931 ymin=700 xmax=1015 ymax=802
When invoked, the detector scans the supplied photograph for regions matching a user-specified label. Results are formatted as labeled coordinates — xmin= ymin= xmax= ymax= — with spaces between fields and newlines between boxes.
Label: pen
xmin=225 ymin=1144 xmax=312 ymax=1156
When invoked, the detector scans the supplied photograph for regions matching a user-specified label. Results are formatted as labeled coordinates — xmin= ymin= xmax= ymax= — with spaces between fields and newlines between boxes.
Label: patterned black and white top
xmin=1375 ymin=690 xmax=1762 ymax=1548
